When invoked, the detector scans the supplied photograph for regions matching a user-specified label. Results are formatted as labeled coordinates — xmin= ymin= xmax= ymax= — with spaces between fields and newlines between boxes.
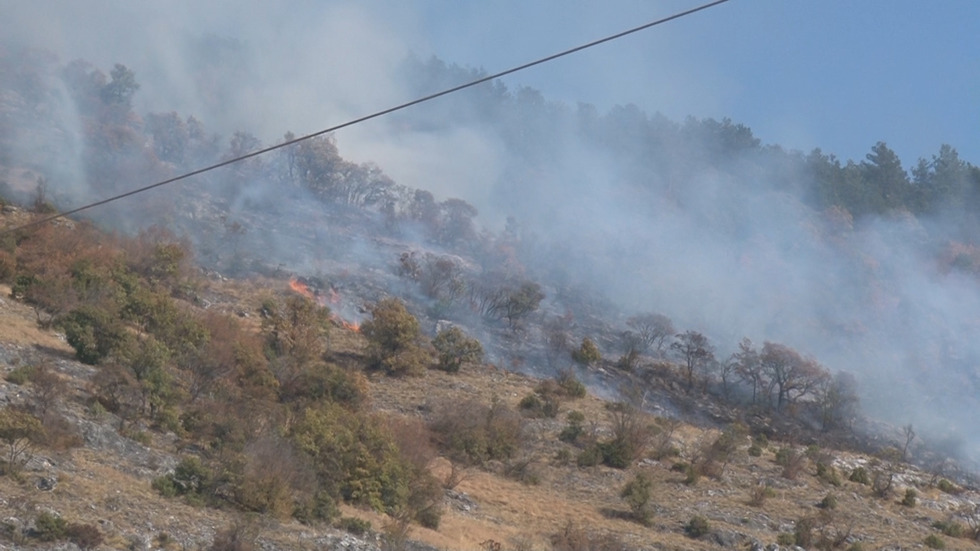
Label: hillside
xmin=3 ymin=46 xmax=980 ymax=551
xmin=1 ymin=203 xmax=980 ymax=551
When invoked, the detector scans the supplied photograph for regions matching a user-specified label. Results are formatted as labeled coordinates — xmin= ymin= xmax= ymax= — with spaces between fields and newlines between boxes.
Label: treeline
xmin=398 ymin=56 xmax=980 ymax=227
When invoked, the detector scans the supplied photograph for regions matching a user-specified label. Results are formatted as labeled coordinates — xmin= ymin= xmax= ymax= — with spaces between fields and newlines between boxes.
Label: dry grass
xmin=1 ymin=266 xmax=978 ymax=551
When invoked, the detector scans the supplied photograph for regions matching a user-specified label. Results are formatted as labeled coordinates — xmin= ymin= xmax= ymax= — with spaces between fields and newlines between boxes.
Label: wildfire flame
xmin=288 ymin=277 xmax=324 ymax=305
xmin=288 ymin=278 xmax=360 ymax=331
xmin=334 ymin=316 xmax=361 ymax=332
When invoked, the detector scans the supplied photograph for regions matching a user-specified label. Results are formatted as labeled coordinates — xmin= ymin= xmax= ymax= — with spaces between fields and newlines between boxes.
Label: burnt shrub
xmin=65 ymin=523 xmax=103 ymax=550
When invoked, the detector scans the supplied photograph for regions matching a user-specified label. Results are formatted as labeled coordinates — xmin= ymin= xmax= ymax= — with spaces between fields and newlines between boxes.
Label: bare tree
xmin=626 ymin=313 xmax=675 ymax=358
xmin=670 ymin=331 xmax=714 ymax=392
xmin=901 ymin=424 xmax=916 ymax=462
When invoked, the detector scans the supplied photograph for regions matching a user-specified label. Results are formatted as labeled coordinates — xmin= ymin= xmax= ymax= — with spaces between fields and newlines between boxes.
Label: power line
xmin=2 ymin=0 xmax=731 ymax=236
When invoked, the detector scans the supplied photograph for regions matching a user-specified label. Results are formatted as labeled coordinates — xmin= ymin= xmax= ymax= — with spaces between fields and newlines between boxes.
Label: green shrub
xmin=620 ymin=472 xmax=653 ymax=525
xmin=33 ymin=512 xmax=67 ymax=541
xmin=151 ymin=475 xmax=178 ymax=498
xmin=432 ymin=326 xmax=483 ymax=373
xmin=818 ymin=493 xmax=837 ymax=510
xmin=518 ymin=391 xmax=560 ymax=418
xmin=5 ymin=365 xmax=36 ymax=385
xmin=924 ymin=534 xmax=946 ymax=549
xmin=932 ymin=520 xmax=965 ymax=538
xmin=571 ymin=337 xmax=601 ymax=366
xmin=154 ymin=456 xmax=212 ymax=501
xmin=558 ymin=411 xmax=586 ymax=444
xmin=902 ymin=488 xmax=917 ymax=507
xmin=747 ymin=444 xmax=763 ymax=457
xmin=556 ymin=371 xmax=587 ymax=398
xmin=816 ymin=461 xmax=842 ymax=486
xmin=936 ymin=478 xmax=960 ymax=494
xmin=576 ymin=444 xmax=602 ymax=467
xmin=335 ymin=516 xmax=372 ymax=536
xmin=849 ymin=466 xmax=870 ymax=485
xmin=794 ymin=516 xmax=817 ymax=549
xmin=684 ymin=515 xmax=710 ymax=538
xmin=776 ymin=533 xmax=796 ymax=546
xmin=360 ymin=298 xmax=431 ymax=376
xmin=684 ymin=464 xmax=700 ymax=486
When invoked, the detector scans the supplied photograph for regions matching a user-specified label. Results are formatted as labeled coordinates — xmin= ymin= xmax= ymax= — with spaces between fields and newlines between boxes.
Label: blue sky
xmin=411 ymin=0 xmax=979 ymax=167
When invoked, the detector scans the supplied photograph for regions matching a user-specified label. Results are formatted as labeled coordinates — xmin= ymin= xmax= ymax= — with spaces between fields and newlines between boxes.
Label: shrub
xmin=748 ymin=484 xmax=775 ymax=507
xmin=794 ymin=516 xmax=817 ymax=549
xmin=684 ymin=515 xmax=710 ymax=538
xmin=209 ymin=521 xmax=258 ymax=551
xmin=776 ymin=533 xmax=797 ymax=546
xmin=932 ymin=520 xmax=965 ymax=538
xmin=58 ymin=305 xmax=130 ymax=365
xmin=620 ymin=472 xmax=653 ymax=525
xmin=816 ymin=461 xmax=842 ymax=486
xmin=361 ymin=298 xmax=431 ymax=376
xmin=429 ymin=397 xmax=523 ymax=466
xmin=576 ymin=445 xmax=602 ymax=468
xmin=556 ymin=371 xmax=587 ymax=398
xmin=747 ymin=444 xmax=763 ymax=457
xmin=550 ymin=521 xmax=625 ymax=551
xmin=431 ymin=326 xmax=483 ymax=373
xmin=902 ymin=488 xmax=917 ymax=507
xmin=154 ymin=456 xmax=212 ymax=502
xmin=518 ymin=392 xmax=559 ymax=418
xmin=924 ymin=534 xmax=946 ymax=549
xmin=65 ymin=523 xmax=104 ymax=550
xmin=558 ymin=411 xmax=586 ymax=444
xmin=5 ymin=365 xmax=35 ymax=385
xmin=849 ymin=466 xmax=870 ymax=485
xmin=571 ymin=337 xmax=601 ymax=366
xmin=818 ymin=493 xmax=838 ymax=510
xmin=936 ymin=478 xmax=960 ymax=494
xmin=775 ymin=447 xmax=806 ymax=480
xmin=872 ymin=471 xmax=894 ymax=498
xmin=32 ymin=512 xmax=67 ymax=541
xmin=335 ymin=516 xmax=372 ymax=536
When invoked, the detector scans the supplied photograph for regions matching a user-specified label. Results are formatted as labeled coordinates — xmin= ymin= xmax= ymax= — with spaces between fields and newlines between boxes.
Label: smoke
xmin=3 ymin=1 xmax=980 ymax=464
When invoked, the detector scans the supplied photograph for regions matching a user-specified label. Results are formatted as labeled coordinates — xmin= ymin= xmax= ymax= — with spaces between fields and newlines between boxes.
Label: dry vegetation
xmin=1 ymin=205 xmax=980 ymax=551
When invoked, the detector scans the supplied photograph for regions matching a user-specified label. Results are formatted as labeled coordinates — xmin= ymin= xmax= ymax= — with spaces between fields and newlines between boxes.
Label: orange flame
xmin=331 ymin=314 xmax=361 ymax=332
xmin=290 ymin=278 xmax=359 ymax=331
xmin=289 ymin=278 xmax=327 ymax=306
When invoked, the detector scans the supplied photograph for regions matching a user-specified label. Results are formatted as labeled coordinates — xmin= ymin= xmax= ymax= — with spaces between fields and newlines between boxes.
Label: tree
xmin=626 ymin=313 xmax=675 ymax=358
xmin=100 ymin=63 xmax=139 ymax=107
xmin=860 ymin=141 xmax=912 ymax=213
xmin=730 ymin=338 xmax=763 ymax=404
xmin=432 ymin=326 xmax=483 ymax=373
xmin=816 ymin=371 xmax=860 ymax=431
xmin=670 ymin=331 xmax=714 ymax=392
xmin=0 ymin=407 xmax=43 ymax=474
xmin=759 ymin=342 xmax=830 ymax=411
